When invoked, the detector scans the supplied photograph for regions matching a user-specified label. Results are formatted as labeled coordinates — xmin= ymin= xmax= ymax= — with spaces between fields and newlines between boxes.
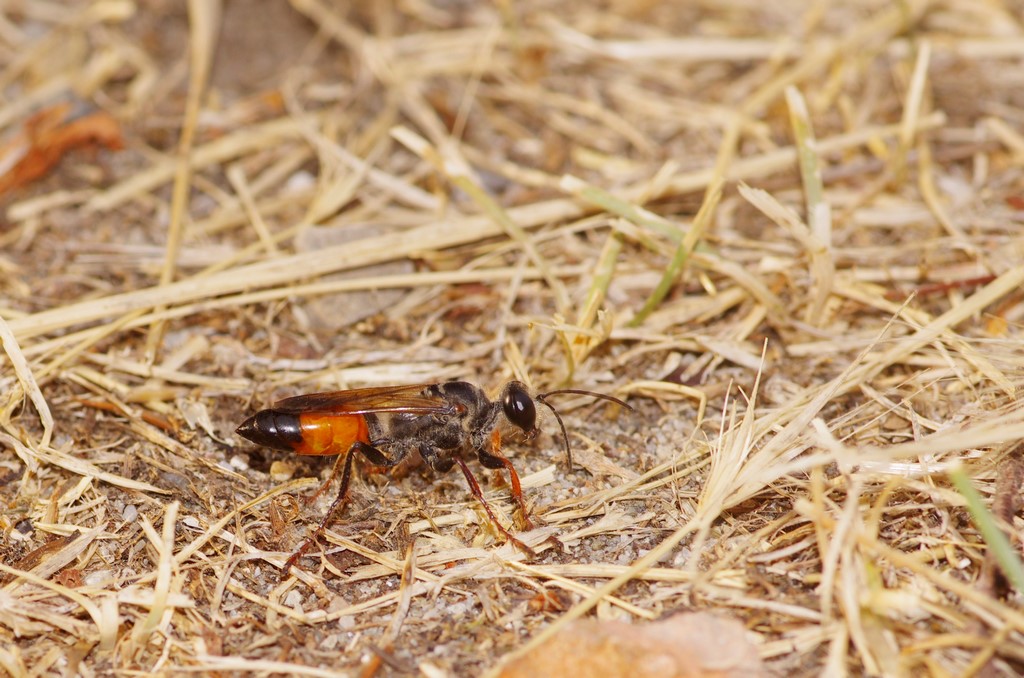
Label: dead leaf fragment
xmin=498 ymin=612 xmax=766 ymax=678
xmin=0 ymin=103 xmax=124 ymax=195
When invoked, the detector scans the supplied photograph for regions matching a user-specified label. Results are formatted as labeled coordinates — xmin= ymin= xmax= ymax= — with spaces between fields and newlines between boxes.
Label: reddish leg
xmin=305 ymin=453 xmax=345 ymax=504
xmin=283 ymin=441 xmax=397 ymax=575
xmin=453 ymin=455 xmax=535 ymax=557
xmin=478 ymin=429 xmax=534 ymax=530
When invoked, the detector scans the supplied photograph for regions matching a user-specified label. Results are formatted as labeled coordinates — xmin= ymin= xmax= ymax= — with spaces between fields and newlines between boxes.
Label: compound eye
xmin=502 ymin=381 xmax=537 ymax=433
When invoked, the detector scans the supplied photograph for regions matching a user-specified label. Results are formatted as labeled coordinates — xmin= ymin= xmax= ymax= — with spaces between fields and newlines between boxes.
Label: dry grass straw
xmin=2 ymin=0 xmax=1024 ymax=675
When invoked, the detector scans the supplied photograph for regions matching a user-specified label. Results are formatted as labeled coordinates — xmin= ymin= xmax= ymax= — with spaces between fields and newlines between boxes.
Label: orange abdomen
xmin=294 ymin=412 xmax=371 ymax=456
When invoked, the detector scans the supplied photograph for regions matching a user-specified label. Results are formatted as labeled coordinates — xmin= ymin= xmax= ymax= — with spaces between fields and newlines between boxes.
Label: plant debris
xmin=2 ymin=1 xmax=1024 ymax=675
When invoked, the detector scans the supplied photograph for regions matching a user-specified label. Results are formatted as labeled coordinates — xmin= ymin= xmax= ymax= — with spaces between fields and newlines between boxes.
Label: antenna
xmin=535 ymin=389 xmax=633 ymax=471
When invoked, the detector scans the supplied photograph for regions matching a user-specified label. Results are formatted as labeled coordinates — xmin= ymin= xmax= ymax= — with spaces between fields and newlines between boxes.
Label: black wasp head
xmin=501 ymin=381 xmax=538 ymax=439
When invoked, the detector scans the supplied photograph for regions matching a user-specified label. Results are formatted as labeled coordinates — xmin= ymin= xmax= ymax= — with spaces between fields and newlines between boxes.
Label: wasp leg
xmin=283 ymin=441 xmax=398 ymax=575
xmin=451 ymin=455 xmax=535 ymax=558
xmin=477 ymin=429 xmax=534 ymax=530
xmin=304 ymin=453 xmax=345 ymax=505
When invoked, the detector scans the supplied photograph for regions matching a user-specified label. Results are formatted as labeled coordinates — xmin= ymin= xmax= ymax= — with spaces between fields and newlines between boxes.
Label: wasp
xmin=236 ymin=380 xmax=630 ymax=573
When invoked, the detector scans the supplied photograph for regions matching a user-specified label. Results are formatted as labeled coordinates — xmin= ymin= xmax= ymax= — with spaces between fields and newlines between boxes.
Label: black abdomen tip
xmin=236 ymin=410 xmax=304 ymax=451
